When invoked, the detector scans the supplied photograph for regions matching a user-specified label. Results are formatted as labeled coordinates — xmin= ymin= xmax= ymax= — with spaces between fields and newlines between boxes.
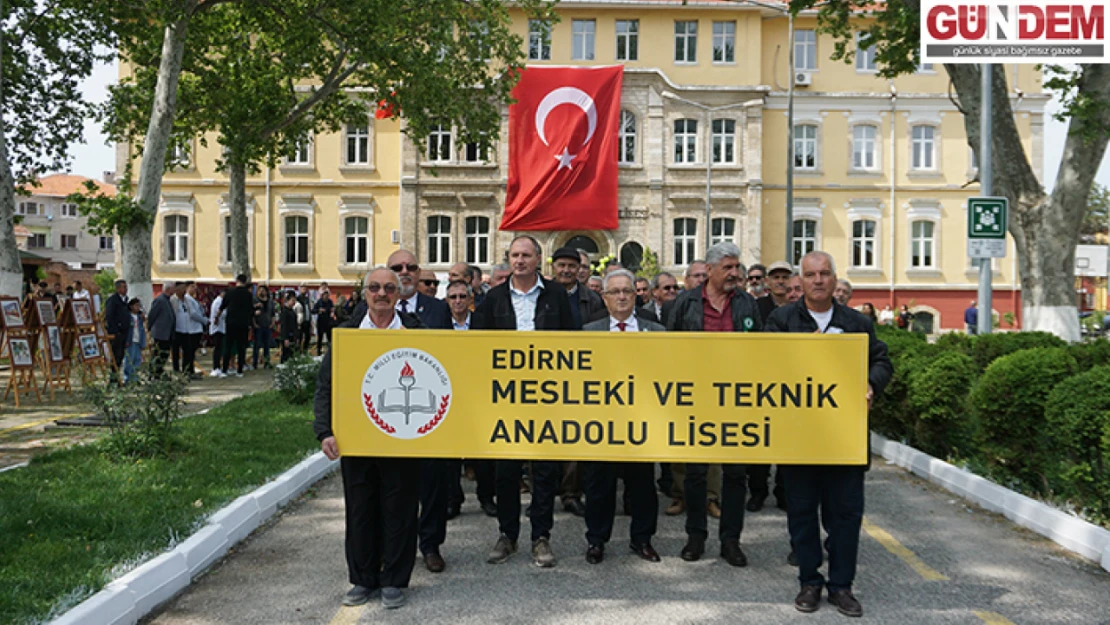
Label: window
xmin=99 ymin=236 xmax=114 ymax=251
xmin=565 ymin=235 xmax=599 ymax=255
xmin=28 ymin=233 xmax=48 ymax=249
xmin=615 ymin=20 xmax=639 ymax=61
xmin=712 ymin=21 xmax=735 ymax=63
xmin=794 ymin=30 xmax=817 ymax=70
xmin=852 ymin=125 xmax=878 ymax=170
xmin=851 ymin=220 xmax=877 ymax=268
xmin=793 ymin=124 xmax=817 ymax=170
xmin=674 ymin=218 xmax=697 ymax=266
xmin=618 ymin=110 xmax=637 ymax=164
xmin=572 ymin=19 xmax=595 ymax=61
xmin=427 ymin=123 xmax=452 ymax=162
xmin=674 ymin=119 xmax=698 ymax=164
xmin=855 ymin=33 xmax=877 ymax=71
xmin=793 ymin=219 xmax=817 ymax=265
xmin=427 ymin=216 xmax=451 ymax=264
xmin=16 ymin=201 xmax=39 ymax=216
xmin=223 ymin=215 xmax=233 ymax=263
xmin=918 ymin=62 xmax=935 ymax=72
xmin=345 ymin=123 xmax=370 ymax=165
xmin=169 ymin=141 xmax=191 ymax=169
xmin=344 ymin=216 xmax=370 ymax=265
xmin=528 ymin=20 xmax=551 ymax=60
xmin=619 ymin=241 xmax=644 ymax=272
xmin=287 ymin=133 xmax=312 ymax=166
xmin=911 ymin=125 xmax=936 ymax=170
xmin=284 ymin=215 xmax=310 ymax=265
xmin=712 ymin=119 xmax=736 ymax=164
xmin=674 ymin=21 xmax=697 ymax=63
xmin=58 ymin=234 xmax=77 ymax=250
xmin=710 ymin=218 xmax=735 ymax=246
xmin=463 ymin=138 xmax=489 ymax=163
xmin=165 ymin=215 xmax=189 ymax=263
xmin=60 ymin=203 xmax=79 ymax=218
xmin=465 ymin=216 xmax=490 ymax=264
xmin=911 ymin=220 xmax=936 ymax=268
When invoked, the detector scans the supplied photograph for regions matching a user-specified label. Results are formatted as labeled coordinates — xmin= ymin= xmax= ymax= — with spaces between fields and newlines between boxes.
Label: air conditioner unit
xmin=794 ymin=71 xmax=812 ymax=87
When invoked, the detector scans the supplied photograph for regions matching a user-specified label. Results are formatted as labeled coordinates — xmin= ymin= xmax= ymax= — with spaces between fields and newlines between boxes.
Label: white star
xmin=553 ymin=147 xmax=577 ymax=170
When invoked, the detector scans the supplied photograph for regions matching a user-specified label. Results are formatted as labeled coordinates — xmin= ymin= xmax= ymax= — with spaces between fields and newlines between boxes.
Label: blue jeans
xmin=123 ymin=343 xmax=144 ymax=383
xmin=252 ymin=327 xmax=272 ymax=367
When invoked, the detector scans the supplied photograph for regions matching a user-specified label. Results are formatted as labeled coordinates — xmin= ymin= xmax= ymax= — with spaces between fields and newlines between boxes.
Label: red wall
xmin=850 ymin=288 xmax=1023 ymax=331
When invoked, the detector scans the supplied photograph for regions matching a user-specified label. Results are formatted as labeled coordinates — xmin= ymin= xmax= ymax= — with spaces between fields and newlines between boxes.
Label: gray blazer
xmin=147 ymin=293 xmax=176 ymax=342
xmin=582 ymin=315 xmax=665 ymax=332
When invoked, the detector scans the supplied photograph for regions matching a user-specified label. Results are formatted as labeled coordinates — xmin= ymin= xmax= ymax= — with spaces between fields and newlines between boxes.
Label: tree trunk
xmin=946 ymin=64 xmax=1110 ymax=341
xmin=0 ymin=129 xmax=23 ymax=298
xmin=228 ymin=159 xmax=251 ymax=279
xmin=125 ymin=16 xmax=190 ymax=307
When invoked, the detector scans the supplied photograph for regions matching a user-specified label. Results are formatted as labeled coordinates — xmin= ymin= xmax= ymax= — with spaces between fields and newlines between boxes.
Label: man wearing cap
xmin=757 ymin=261 xmax=795 ymax=324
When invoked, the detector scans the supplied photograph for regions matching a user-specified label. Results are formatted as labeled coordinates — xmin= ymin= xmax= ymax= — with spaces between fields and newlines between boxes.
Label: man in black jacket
xmin=667 ymin=242 xmax=762 ymax=568
xmin=314 ymin=267 xmax=425 ymax=610
xmin=765 ymin=251 xmax=892 ymax=618
xmin=103 ymin=279 xmax=131 ymax=371
xmin=473 ymin=235 xmax=577 ymax=568
xmin=220 ymin=274 xmax=253 ymax=377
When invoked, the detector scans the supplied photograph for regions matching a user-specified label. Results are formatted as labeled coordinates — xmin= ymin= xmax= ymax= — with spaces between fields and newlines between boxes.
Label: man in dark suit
xmin=580 ymin=269 xmax=662 ymax=564
xmin=220 ymin=274 xmax=254 ymax=377
xmin=103 ymin=279 xmax=131 ymax=371
xmin=667 ymin=242 xmax=763 ymax=567
xmin=386 ymin=249 xmax=453 ymax=575
xmin=472 ymin=235 xmax=577 ymax=568
xmin=766 ymin=251 xmax=892 ymax=617
xmin=146 ymin=281 xmax=180 ymax=375
xmin=314 ymin=267 xmax=425 ymax=610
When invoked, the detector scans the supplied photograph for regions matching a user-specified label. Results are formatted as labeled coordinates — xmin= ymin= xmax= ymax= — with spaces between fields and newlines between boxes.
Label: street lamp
xmin=660 ymin=91 xmax=749 ymax=253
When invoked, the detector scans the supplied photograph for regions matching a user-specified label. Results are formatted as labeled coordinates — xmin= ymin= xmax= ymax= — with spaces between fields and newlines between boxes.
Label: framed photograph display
xmin=9 ymin=337 xmax=33 ymax=368
xmin=71 ymin=299 xmax=94 ymax=326
xmin=101 ymin=340 xmax=112 ymax=362
xmin=1 ymin=298 xmax=24 ymax=329
xmin=78 ymin=333 xmax=101 ymax=362
xmin=46 ymin=325 xmax=65 ymax=363
xmin=35 ymin=299 xmax=57 ymax=325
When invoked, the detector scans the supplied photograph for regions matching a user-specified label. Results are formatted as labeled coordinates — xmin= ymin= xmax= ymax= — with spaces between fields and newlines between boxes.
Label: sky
xmin=66 ymin=59 xmax=1110 ymax=193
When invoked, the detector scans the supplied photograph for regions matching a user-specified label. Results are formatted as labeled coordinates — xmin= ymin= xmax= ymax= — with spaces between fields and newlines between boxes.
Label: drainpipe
xmin=889 ymin=82 xmax=897 ymax=309
xmin=265 ymin=165 xmax=272 ymax=284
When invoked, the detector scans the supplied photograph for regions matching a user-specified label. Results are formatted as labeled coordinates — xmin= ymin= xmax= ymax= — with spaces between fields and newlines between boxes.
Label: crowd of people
xmin=313 ymin=238 xmax=892 ymax=617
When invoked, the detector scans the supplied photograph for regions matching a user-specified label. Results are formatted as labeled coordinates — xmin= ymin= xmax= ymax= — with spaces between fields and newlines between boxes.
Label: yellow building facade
xmin=136 ymin=0 xmax=1045 ymax=331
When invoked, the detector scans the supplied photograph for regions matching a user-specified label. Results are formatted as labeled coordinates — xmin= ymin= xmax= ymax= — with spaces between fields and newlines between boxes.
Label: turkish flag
xmin=501 ymin=65 xmax=622 ymax=231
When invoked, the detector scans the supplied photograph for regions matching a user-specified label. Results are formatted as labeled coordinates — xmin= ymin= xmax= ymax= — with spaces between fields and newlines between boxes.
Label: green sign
xmin=968 ymin=197 xmax=1008 ymax=259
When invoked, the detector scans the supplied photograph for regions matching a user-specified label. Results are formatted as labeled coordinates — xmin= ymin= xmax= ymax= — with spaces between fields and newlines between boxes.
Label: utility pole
xmin=978 ymin=64 xmax=993 ymax=335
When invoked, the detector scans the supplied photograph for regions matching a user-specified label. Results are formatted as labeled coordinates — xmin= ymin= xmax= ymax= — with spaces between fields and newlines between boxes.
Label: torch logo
xmin=361 ymin=348 xmax=452 ymax=439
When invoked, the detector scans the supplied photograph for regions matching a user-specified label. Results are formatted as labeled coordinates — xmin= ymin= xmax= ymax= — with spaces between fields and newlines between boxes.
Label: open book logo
xmin=361 ymin=348 xmax=452 ymax=439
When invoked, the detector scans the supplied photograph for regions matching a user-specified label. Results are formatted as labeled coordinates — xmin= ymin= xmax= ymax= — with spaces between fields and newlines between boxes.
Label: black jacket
xmin=104 ymin=292 xmax=131 ymax=336
xmin=313 ymin=311 xmax=425 ymax=441
xmin=764 ymin=298 xmax=893 ymax=396
xmin=471 ymin=276 xmax=577 ymax=331
xmin=569 ymin=282 xmax=607 ymax=328
xmin=221 ymin=286 xmax=254 ymax=329
xmin=666 ymin=285 xmax=763 ymax=333
xmin=757 ymin=295 xmax=782 ymax=325
xmin=280 ymin=306 xmax=298 ymax=342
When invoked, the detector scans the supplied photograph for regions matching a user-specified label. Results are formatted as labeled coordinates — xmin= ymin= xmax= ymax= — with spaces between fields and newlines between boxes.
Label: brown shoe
xmin=707 ymin=500 xmax=722 ymax=519
xmin=423 ymin=551 xmax=445 ymax=573
xmin=794 ymin=585 xmax=822 ymax=613
xmin=828 ymin=589 xmax=863 ymax=617
xmin=665 ymin=498 xmax=686 ymax=516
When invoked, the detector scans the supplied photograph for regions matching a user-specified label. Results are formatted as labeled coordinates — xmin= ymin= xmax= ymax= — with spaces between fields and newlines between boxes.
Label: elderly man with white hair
xmin=146 ymin=281 xmax=180 ymax=375
xmin=666 ymin=241 xmax=763 ymax=567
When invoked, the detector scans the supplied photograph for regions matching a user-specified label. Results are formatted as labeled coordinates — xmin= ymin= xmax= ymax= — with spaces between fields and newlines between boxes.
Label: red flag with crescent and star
xmin=501 ymin=65 xmax=623 ymax=231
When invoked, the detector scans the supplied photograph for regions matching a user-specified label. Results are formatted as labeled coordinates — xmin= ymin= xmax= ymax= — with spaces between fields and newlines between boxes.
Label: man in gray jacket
xmin=146 ymin=281 xmax=181 ymax=375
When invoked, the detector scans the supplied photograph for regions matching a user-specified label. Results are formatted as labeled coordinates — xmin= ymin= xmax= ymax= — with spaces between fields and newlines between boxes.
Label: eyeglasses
xmin=420 ymin=279 xmax=440 ymax=287
xmin=365 ymin=283 xmax=398 ymax=294
xmin=659 ymin=285 xmax=678 ymax=291
xmin=446 ymin=294 xmax=469 ymax=300
xmin=389 ymin=263 xmax=419 ymax=273
xmin=747 ymin=275 xmax=764 ymax=281
xmin=604 ymin=288 xmax=635 ymax=297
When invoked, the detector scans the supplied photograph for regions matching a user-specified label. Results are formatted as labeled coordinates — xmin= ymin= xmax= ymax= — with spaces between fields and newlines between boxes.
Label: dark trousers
xmin=222 ymin=326 xmax=249 ymax=373
xmin=447 ymin=459 xmax=464 ymax=508
xmin=657 ymin=462 xmax=673 ymax=496
xmin=685 ymin=462 xmax=748 ymax=542
xmin=110 ymin=333 xmax=127 ymax=370
xmin=418 ymin=458 xmax=449 ymax=556
xmin=747 ymin=464 xmax=786 ymax=501
xmin=496 ymin=460 xmax=559 ymax=542
xmin=316 ymin=324 xmax=332 ymax=355
xmin=582 ymin=461 xmax=658 ymax=547
xmin=153 ymin=338 xmax=173 ymax=375
xmin=560 ymin=461 xmax=582 ymax=502
xmin=474 ymin=460 xmax=495 ymax=504
xmin=280 ymin=342 xmax=294 ymax=364
xmin=211 ymin=332 xmax=224 ymax=371
xmin=341 ymin=456 xmax=421 ymax=590
xmin=782 ymin=465 xmax=865 ymax=592
xmin=299 ymin=322 xmax=312 ymax=352
xmin=252 ymin=327 xmax=272 ymax=367
xmin=181 ymin=333 xmax=200 ymax=374
xmin=172 ymin=332 xmax=184 ymax=372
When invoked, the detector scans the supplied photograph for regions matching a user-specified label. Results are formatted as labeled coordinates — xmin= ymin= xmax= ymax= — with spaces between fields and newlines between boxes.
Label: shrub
xmin=908 ymin=351 xmax=977 ymax=458
xmin=84 ymin=364 xmax=190 ymax=459
xmin=871 ymin=340 xmax=942 ymax=442
xmin=970 ymin=347 xmax=1076 ymax=491
xmin=274 ymin=353 xmax=321 ymax=404
xmin=969 ymin=331 xmax=1066 ymax=372
xmin=935 ymin=331 xmax=973 ymax=355
xmin=1044 ymin=366 xmax=1110 ymax=524
xmin=1068 ymin=338 xmax=1110 ymax=372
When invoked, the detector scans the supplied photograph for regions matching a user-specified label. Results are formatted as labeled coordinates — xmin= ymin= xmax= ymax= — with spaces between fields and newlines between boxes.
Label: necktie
xmin=617 ymin=321 xmax=627 ymax=332
xmin=400 ymin=300 xmax=408 ymax=313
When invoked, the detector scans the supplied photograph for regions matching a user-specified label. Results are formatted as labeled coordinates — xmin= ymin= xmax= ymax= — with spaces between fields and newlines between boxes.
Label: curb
xmin=870 ymin=432 xmax=1110 ymax=573
xmin=49 ymin=452 xmax=339 ymax=625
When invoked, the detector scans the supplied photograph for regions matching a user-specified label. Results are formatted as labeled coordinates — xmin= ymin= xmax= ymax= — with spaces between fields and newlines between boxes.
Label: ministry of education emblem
xmin=361 ymin=348 xmax=452 ymax=439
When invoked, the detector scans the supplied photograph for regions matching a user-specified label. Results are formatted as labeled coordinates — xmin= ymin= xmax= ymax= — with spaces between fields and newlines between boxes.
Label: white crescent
xmin=534 ymin=87 xmax=597 ymax=147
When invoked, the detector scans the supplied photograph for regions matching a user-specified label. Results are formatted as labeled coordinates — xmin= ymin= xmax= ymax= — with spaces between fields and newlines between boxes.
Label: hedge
xmin=1044 ymin=365 xmax=1110 ymax=525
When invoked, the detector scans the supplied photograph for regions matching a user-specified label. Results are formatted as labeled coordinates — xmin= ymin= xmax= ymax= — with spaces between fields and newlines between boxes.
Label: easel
xmin=1 ymin=299 xmax=42 ymax=407
xmin=31 ymin=299 xmax=71 ymax=401
xmin=60 ymin=298 xmax=108 ymax=385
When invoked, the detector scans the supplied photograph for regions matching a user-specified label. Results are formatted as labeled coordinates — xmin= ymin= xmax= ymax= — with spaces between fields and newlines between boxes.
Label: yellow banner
xmin=331 ymin=329 xmax=869 ymax=464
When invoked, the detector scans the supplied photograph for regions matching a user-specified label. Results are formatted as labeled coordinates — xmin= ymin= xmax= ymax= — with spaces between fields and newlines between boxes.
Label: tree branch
xmin=260 ymin=52 xmax=362 ymax=141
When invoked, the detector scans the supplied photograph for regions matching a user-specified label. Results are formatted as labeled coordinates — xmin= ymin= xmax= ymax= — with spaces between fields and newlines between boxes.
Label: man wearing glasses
xmin=650 ymin=272 xmax=679 ymax=323
xmin=746 ymin=263 xmax=767 ymax=297
xmin=314 ymin=267 xmax=425 ymax=610
xmin=416 ymin=270 xmax=440 ymax=298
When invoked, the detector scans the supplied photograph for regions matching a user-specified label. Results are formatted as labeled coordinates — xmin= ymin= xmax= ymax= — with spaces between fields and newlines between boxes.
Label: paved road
xmin=148 ymin=460 xmax=1109 ymax=625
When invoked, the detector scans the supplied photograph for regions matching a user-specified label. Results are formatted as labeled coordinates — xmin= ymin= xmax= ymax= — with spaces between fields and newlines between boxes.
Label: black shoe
xmin=423 ymin=551 xmax=445 ymax=573
xmin=480 ymin=500 xmax=498 ymax=517
xmin=746 ymin=494 xmax=766 ymax=512
xmin=720 ymin=540 xmax=748 ymax=567
xmin=787 ymin=548 xmax=798 ymax=566
xmin=795 ymin=585 xmax=822 ymax=613
xmin=680 ymin=535 xmax=705 ymax=561
xmin=525 ymin=504 xmax=532 ymax=517
xmin=446 ymin=505 xmax=460 ymax=520
xmin=828 ymin=589 xmax=863 ymax=617
xmin=630 ymin=542 xmax=661 ymax=562
xmin=563 ymin=497 xmax=586 ymax=517
xmin=586 ymin=544 xmax=604 ymax=564
xmin=776 ymin=496 xmax=789 ymax=511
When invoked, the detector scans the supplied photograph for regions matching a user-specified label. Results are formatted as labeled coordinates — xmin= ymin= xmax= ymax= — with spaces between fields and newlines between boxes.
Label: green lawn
xmin=0 ymin=391 xmax=319 ymax=625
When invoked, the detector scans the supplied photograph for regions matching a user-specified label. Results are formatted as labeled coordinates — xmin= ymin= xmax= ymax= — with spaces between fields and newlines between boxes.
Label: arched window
xmin=619 ymin=241 xmax=644 ymax=272
xmin=564 ymin=235 xmax=599 ymax=255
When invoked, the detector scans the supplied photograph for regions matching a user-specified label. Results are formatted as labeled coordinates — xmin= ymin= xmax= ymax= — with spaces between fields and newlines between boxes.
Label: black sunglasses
xmin=446 ymin=294 xmax=469 ymax=300
xmin=366 ymin=283 xmax=398 ymax=294
xmin=659 ymin=285 xmax=678 ymax=291
xmin=421 ymin=279 xmax=440 ymax=287
xmin=747 ymin=275 xmax=764 ymax=281
xmin=389 ymin=263 xmax=419 ymax=272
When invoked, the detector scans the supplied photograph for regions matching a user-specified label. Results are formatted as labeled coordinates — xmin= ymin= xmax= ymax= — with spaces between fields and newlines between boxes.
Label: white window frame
xmin=427 ymin=215 xmax=453 ymax=266
xmin=164 ymin=214 xmax=190 ymax=265
xmin=465 ymin=215 xmax=491 ymax=265
xmin=528 ymin=19 xmax=551 ymax=61
xmin=792 ymin=218 xmax=818 ymax=266
xmin=910 ymin=220 xmax=937 ymax=269
xmin=711 ymin=118 xmax=736 ymax=164
xmin=712 ymin=21 xmax=735 ymax=64
xmin=850 ymin=124 xmax=880 ymax=172
xmin=907 ymin=202 xmax=942 ymax=273
xmin=343 ymin=215 xmax=371 ymax=266
xmin=674 ymin=20 xmax=698 ymax=64
xmin=217 ymin=193 xmax=257 ymax=270
xmin=284 ymin=132 xmax=314 ymax=168
xmin=16 ymin=201 xmax=39 ymax=216
xmin=855 ymin=33 xmax=877 ymax=72
xmin=60 ymin=202 xmax=79 ymax=218
xmin=794 ymin=29 xmax=817 ymax=71
xmin=27 ymin=232 xmax=48 ymax=249
xmin=284 ymin=215 xmax=311 ymax=266
xmin=851 ymin=219 xmax=878 ymax=270
xmin=572 ymin=19 xmax=596 ymax=61
xmin=337 ymin=195 xmax=376 ymax=271
xmin=60 ymin=234 xmax=78 ymax=250
xmin=910 ymin=124 xmax=939 ymax=171
xmin=673 ymin=217 xmax=697 ymax=266
xmin=618 ymin=110 xmax=637 ymax=165
xmin=158 ymin=193 xmax=195 ymax=270
xmin=615 ymin=19 xmax=639 ymax=61
xmin=710 ymin=217 xmax=736 ymax=246
xmin=344 ymin=121 xmax=373 ymax=167
xmin=168 ymin=137 xmax=194 ymax=171
xmin=793 ymin=123 xmax=819 ymax=171
xmin=278 ymin=194 xmax=315 ymax=272
xmin=98 ymin=236 xmax=114 ymax=251
xmin=673 ymin=118 xmax=699 ymax=164
xmin=791 ymin=202 xmax=824 ymax=267
xmin=427 ymin=123 xmax=453 ymax=163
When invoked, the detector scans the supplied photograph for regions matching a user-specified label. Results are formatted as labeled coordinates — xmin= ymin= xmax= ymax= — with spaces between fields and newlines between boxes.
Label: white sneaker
xmin=243 ymin=365 xmax=253 ymax=371
xmin=209 ymin=369 xmax=223 ymax=378
xmin=234 ymin=371 xmax=243 ymax=378
xmin=215 ymin=370 xmax=227 ymax=378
